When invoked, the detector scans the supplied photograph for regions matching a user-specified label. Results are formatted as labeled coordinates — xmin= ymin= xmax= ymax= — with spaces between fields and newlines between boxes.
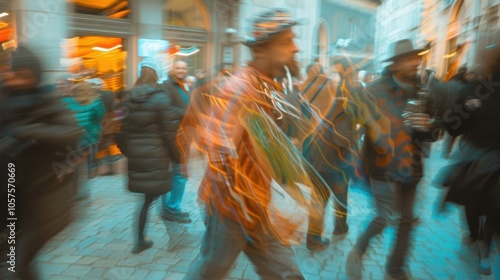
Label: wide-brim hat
xmin=383 ymin=39 xmax=426 ymax=62
xmin=243 ymin=8 xmax=303 ymax=47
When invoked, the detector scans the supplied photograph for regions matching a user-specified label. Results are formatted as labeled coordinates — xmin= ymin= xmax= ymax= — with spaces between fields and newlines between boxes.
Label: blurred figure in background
xmin=345 ymin=39 xmax=443 ymax=280
xmin=437 ymin=36 xmax=500 ymax=276
xmin=55 ymin=74 xmax=73 ymax=97
xmin=358 ymin=70 xmax=373 ymax=88
xmin=116 ymin=62 xmax=182 ymax=254
xmin=300 ymin=60 xmax=361 ymax=252
xmin=62 ymin=81 xmax=105 ymax=199
xmin=159 ymin=60 xmax=192 ymax=224
xmin=87 ymin=78 xmax=122 ymax=175
xmin=0 ymin=45 xmax=83 ymax=280
xmin=185 ymin=75 xmax=197 ymax=91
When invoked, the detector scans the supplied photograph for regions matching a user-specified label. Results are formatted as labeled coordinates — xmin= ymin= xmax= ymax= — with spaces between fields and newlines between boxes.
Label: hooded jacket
xmin=116 ymin=84 xmax=182 ymax=195
xmin=0 ymin=46 xmax=83 ymax=276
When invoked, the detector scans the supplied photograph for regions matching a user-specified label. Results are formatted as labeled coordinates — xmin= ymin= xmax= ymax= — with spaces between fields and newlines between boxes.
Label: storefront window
xmin=68 ymin=0 xmax=131 ymax=19
xmin=164 ymin=0 xmax=208 ymax=29
xmin=66 ymin=36 xmax=127 ymax=93
xmin=0 ymin=2 xmax=15 ymax=57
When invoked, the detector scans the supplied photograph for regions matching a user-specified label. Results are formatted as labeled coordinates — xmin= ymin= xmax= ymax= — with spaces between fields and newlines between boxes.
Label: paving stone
xmin=82 ymin=267 xmax=106 ymax=279
xmin=75 ymin=256 xmax=100 ymax=265
xmin=145 ymin=270 xmax=168 ymax=279
xmin=156 ymin=257 xmax=181 ymax=265
xmin=139 ymin=262 xmax=170 ymax=271
xmin=50 ymin=255 xmax=81 ymax=264
xmin=129 ymin=268 xmax=150 ymax=280
xmin=92 ymin=258 xmax=119 ymax=268
xmin=226 ymin=268 xmax=244 ymax=279
xmin=49 ymin=276 xmax=79 ymax=280
xmin=62 ymin=264 xmax=92 ymax=277
xmin=243 ymin=268 xmax=259 ymax=279
xmin=36 ymin=263 xmax=70 ymax=278
xmin=33 ymin=150 xmax=497 ymax=279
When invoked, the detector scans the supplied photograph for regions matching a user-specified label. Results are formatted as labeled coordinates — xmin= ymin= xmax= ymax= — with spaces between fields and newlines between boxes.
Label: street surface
xmin=32 ymin=140 xmax=499 ymax=279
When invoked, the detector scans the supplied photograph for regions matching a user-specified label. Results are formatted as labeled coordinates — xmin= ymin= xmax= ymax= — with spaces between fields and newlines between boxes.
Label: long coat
xmin=0 ymin=86 xmax=83 ymax=274
xmin=116 ymin=84 xmax=181 ymax=195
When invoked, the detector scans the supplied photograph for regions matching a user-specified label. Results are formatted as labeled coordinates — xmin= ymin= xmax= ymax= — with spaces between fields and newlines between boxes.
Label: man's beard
xmin=285 ymin=59 xmax=301 ymax=79
xmin=395 ymin=69 xmax=418 ymax=84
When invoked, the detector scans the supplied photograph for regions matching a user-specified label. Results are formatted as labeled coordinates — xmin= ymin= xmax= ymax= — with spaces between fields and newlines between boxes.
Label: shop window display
xmin=0 ymin=7 xmax=15 ymax=56
xmin=165 ymin=0 xmax=208 ymax=29
xmin=67 ymin=36 xmax=127 ymax=93
xmin=68 ymin=0 xmax=130 ymax=19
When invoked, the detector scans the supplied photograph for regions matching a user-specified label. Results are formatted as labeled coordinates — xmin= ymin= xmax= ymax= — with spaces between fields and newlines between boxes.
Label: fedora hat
xmin=243 ymin=8 xmax=302 ymax=47
xmin=383 ymin=39 xmax=425 ymax=62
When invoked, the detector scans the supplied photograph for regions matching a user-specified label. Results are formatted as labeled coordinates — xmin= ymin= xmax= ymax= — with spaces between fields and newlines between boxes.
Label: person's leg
xmin=306 ymin=171 xmax=331 ymax=251
xmin=166 ymin=164 xmax=188 ymax=212
xmin=329 ymin=172 xmax=348 ymax=235
xmin=76 ymin=155 xmax=90 ymax=200
xmin=161 ymin=164 xmax=191 ymax=223
xmin=132 ymin=194 xmax=156 ymax=253
xmin=464 ymin=204 xmax=480 ymax=242
xmin=245 ymin=235 xmax=304 ymax=280
xmin=478 ymin=215 xmax=494 ymax=275
xmin=355 ymin=177 xmax=397 ymax=252
xmin=385 ymin=179 xmax=418 ymax=278
xmin=346 ymin=177 xmax=398 ymax=279
xmin=183 ymin=212 xmax=245 ymax=280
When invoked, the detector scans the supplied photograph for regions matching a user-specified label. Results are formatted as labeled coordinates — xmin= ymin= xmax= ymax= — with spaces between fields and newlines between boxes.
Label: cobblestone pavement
xmin=33 ymin=140 xmax=499 ymax=280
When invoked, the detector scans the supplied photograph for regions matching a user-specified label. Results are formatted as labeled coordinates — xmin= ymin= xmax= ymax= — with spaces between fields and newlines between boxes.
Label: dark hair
xmin=134 ymin=67 xmax=159 ymax=87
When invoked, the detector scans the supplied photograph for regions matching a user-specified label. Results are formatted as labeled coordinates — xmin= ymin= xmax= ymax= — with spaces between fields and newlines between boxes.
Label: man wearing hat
xmin=345 ymin=39 xmax=441 ymax=279
xmin=179 ymin=9 xmax=328 ymax=280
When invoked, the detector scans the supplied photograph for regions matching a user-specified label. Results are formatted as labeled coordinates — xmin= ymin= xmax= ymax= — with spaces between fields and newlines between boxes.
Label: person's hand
xmin=465 ymin=98 xmax=482 ymax=110
xmin=179 ymin=163 xmax=189 ymax=177
xmin=290 ymin=138 xmax=300 ymax=149
xmin=404 ymin=113 xmax=432 ymax=128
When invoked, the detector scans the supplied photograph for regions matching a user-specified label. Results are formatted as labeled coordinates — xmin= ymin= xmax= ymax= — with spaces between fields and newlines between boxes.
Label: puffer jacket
xmin=116 ymin=84 xmax=182 ymax=195
xmin=62 ymin=96 xmax=105 ymax=148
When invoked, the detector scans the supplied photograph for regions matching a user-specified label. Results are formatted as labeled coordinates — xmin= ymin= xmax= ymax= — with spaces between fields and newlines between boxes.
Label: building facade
xmin=375 ymin=0 xmax=500 ymax=78
xmin=318 ymin=0 xmax=379 ymax=71
xmin=3 ymin=0 xmax=386 ymax=88
xmin=5 ymin=0 xmax=242 ymax=90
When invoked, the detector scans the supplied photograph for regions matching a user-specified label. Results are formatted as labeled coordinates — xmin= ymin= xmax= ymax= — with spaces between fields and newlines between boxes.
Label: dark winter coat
xmin=160 ymin=75 xmax=190 ymax=112
xmin=116 ymin=84 xmax=182 ymax=195
xmin=438 ymin=79 xmax=500 ymax=232
xmin=360 ymin=75 xmax=440 ymax=183
xmin=0 ymin=85 xmax=83 ymax=272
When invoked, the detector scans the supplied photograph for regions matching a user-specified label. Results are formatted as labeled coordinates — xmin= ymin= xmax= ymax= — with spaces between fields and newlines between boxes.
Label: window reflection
xmin=68 ymin=0 xmax=131 ymax=19
xmin=165 ymin=0 xmax=207 ymax=29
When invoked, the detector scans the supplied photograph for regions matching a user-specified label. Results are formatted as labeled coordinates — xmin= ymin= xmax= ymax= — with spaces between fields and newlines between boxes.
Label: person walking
xmin=178 ymin=9 xmax=326 ymax=280
xmin=0 ymin=45 xmax=83 ymax=280
xmin=345 ymin=39 xmax=442 ymax=280
xmin=116 ymin=60 xmax=182 ymax=253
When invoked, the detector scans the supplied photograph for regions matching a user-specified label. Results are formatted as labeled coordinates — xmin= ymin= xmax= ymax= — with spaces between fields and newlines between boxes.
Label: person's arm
xmin=159 ymin=83 xmax=185 ymax=119
xmin=12 ymin=97 xmax=83 ymax=152
xmin=156 ymin=95 xmax=181 ymax=164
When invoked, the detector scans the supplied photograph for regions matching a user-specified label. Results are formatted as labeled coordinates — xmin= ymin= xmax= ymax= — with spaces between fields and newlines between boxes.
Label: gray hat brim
xmin=383 ymin=49 xmax=426 ymax=62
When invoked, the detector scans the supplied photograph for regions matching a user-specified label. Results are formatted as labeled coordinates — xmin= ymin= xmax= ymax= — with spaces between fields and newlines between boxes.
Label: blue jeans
xmin=355 ymin=177 xmax=418 ymax=275
xmin=161 ymin=164 xmax=187 ymax=213
xmin=183 ymin=208 xmax=304 ymax=280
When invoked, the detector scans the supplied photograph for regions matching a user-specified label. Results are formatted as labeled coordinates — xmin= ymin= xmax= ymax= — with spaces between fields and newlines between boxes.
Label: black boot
xmin=306 ymin=234 xmax=330 ymax=252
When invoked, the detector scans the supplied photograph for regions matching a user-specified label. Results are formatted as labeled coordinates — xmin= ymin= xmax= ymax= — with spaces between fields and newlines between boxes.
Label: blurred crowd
xmin=1 ymin=8 xmax=500 ymax=280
